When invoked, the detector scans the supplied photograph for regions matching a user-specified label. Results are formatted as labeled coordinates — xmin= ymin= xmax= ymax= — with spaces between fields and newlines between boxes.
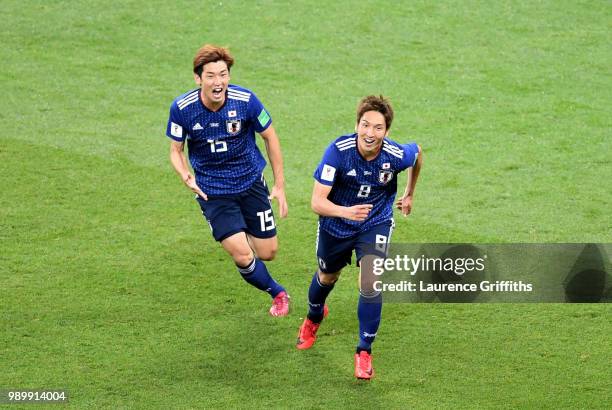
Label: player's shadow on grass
xmin=564 ymin=243 xmax=610 ymax=303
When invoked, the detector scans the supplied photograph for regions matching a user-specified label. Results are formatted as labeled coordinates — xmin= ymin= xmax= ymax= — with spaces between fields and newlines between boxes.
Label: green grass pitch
xmin=1 ymin=0 xmax=610 ymax=408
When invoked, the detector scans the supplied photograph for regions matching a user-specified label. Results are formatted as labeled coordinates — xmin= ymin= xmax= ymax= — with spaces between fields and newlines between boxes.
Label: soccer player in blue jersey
xmin=166 ymin=44 xmax=290 ymax=316
xmin=296 ymin=95 xmax=423 ymax=379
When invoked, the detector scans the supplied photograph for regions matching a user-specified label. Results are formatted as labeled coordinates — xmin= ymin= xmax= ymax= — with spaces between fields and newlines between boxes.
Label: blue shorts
xmin=316 ymin=220 xmax=395 ymax=273
xmin=196 ymin=177 xmax=277 ymax=242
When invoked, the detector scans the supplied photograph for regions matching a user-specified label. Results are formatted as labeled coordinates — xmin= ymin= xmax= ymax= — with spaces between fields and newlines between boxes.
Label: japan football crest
xmin=378 ymin=169 xmax=394 ymax=185
xmin=226 ymin=119 xmax=242 ymax=135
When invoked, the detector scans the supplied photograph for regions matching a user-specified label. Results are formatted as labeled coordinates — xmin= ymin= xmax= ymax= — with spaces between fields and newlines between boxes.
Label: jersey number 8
xmin=357 ymin=185 xmax=371 ymax=198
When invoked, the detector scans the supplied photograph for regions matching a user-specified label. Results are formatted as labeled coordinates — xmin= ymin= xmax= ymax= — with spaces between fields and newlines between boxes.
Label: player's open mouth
xmin=364 ymin=137 xmax=375 ymax=145
xmin=212 ymin=87 xmax=224 ymax=98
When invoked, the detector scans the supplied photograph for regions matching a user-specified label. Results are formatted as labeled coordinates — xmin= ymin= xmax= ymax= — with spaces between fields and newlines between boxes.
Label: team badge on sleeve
xmin=258 ymin=109 xmax=270 ymax=127
xmin=378 ymin=169 xmax=394 ymax=184
xmin=226 ymin=120 xmax=242 ymax=135
xmin=322 ymin=164 xmax=336 ymax=182
xmin=170 ymin=122 xmax=183 ymax=138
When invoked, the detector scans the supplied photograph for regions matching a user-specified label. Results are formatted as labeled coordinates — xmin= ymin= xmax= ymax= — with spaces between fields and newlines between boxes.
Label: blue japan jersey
xmin=314 ymin=133 xmax=420 ymax=238
xmin=165 ymin=84 xmax=272 ymax=195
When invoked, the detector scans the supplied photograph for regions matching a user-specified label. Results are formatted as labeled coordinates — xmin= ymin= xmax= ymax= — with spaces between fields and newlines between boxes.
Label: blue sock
xmin=307 ymin=271 xmax=334 ymax=323
xmin=357 ymin=293 xmax=382 ymax=353
xmin=237 ymin=258 xmax=284 ymax=297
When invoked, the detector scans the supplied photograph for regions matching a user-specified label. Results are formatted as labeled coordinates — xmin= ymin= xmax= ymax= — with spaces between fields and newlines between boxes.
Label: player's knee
xmin=258 ymin=245 xmax=277 ymax=261
xmin=319 ymin=271 xmax=340 ymax=286
xmin=232 ymin=250 xmax=254 ymax=267
xmin=257 ymin=248 xmax=278 ymax=261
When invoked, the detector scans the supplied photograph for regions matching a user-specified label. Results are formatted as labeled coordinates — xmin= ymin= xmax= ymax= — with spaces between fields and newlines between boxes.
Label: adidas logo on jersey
xmin=347 ymin=169 xmax=357 ymax=176
xmin=193 ymin=123 xmax=203 ymax=130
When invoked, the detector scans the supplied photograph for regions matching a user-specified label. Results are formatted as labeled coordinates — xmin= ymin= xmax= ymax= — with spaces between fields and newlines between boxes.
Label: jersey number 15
xmin=257 ymin=209 xmax=275 ymax=232
xmin=207 ymin=139 xmax=228 ymax=153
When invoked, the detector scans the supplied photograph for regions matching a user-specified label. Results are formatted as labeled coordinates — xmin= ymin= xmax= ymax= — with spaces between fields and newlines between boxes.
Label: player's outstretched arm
xmin=396 ymin=144 xmax=423 ymax=216
xmin=259 ymin=126 xmax=288 ymax=218
xmin=311 ymin=181 xmax=372 ymax=221
xmin=169 ymin=140 xmax=207 ymax=200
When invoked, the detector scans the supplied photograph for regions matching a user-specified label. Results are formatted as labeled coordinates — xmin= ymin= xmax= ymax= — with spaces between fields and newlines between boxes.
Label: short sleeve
xmin=399 ymin=142 xmax=420 ymax=170
xmin=166 ymin=102 xmax=188 ymax=142
xmin=313 ymin=143 xmax=341 ymax=186
xmin=248 ymin=92 xmax=272 ymax=133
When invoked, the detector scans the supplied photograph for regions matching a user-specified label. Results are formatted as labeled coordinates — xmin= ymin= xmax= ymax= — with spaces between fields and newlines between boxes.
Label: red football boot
xmin=296 ymin=305 xmax=329 ymax=350
xmin=354 ymin=350 xmax=374 ymax=380
xmin=269 ymin=291 xmax=290 ymax=317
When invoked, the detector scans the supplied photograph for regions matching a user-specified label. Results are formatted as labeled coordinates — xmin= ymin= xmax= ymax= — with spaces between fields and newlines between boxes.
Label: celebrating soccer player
xmin=296 ymin=95 xmax=423 ymax=379
xmin=166 ymin=44 xmax=290 ymax=316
